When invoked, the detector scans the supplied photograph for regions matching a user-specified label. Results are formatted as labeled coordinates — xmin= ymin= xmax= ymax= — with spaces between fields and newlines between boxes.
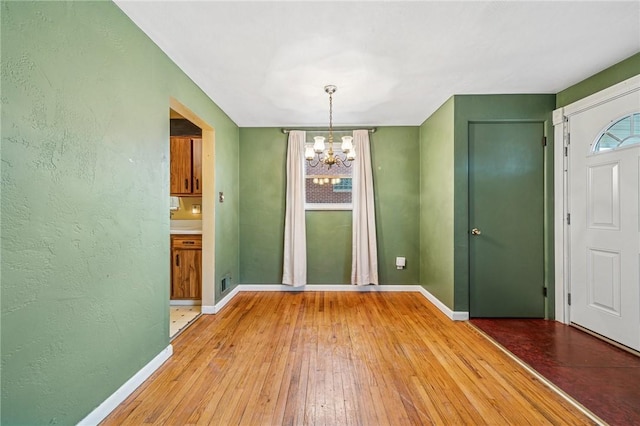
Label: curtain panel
xmin=282 ymin=130 xmax=307 ymax=286
xmin=351 ymin=129 xmax=379 ymax=285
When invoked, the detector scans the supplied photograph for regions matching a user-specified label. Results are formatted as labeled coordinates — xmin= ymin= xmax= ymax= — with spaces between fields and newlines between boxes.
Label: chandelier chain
xmin=304 ymin=84 xmax=354 ymax=169
xmin=328 ymin=89 xmax=334 ymax=147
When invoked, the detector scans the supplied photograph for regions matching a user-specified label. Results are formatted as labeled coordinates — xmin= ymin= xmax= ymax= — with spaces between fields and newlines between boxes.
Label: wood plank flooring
xmin=102 ymin=292 xmax=595 ymax=425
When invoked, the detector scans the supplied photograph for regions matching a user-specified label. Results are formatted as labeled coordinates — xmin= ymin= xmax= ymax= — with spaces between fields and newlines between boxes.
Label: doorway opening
xmin=168 ymin=98 xmax=215 ymax=339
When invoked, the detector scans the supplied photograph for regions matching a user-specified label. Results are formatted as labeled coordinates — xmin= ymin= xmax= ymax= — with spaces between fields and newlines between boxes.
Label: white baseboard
xmin=239 ymin=284 xmax=421 ymax=292
xmin=78 ymin=344 xmax=173 ymax=426
xmin=416 ymin=286 xmax=469 ymax=321
xmin=201 ymin=305 xmax=216 ymax=314
xmin=203 ymin=285 xmax=242 ymax=314
xmin=206 ymin=284 xmax=468 ymax=321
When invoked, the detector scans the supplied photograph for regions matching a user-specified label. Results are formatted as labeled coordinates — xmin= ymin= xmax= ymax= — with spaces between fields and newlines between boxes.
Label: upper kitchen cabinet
xmin=170 ymin=136 xmax=202 ymax=196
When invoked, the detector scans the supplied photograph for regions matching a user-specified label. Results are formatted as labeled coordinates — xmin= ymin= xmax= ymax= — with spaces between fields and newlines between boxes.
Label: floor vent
xmin=221 ymin=275 xmax=231 ymax=292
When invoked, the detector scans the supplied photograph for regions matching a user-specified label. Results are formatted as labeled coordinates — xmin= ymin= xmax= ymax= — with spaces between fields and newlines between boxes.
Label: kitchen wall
xmin=170 ymin=197 xmax=203 ymax=220
xmin=239 ymin=126 xmax=421 ymax=285
xmin=1 ymin=2 xmax=239 ymax=424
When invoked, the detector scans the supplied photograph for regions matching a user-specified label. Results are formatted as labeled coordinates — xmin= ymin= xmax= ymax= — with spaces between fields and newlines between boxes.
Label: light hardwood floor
xmin=103 ymin=292 xmax=595 ymax=425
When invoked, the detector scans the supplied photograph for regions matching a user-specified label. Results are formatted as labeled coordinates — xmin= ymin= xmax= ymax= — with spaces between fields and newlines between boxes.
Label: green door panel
xmin=469 ymin=122 xmax=545 ymax=317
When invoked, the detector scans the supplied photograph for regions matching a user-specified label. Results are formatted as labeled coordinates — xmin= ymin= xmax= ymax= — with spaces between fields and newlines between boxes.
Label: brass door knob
xmin=471 ymin=228 xmax=481 ymax=236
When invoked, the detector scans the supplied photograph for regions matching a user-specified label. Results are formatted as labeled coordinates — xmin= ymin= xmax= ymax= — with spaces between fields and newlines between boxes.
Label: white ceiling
xmin=114 ymin=1 xmax=640 ymax=127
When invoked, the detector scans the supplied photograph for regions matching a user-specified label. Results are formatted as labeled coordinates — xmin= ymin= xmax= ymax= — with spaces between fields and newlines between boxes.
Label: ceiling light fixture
xmin=305 ymin=85 xmax=355 ymax=169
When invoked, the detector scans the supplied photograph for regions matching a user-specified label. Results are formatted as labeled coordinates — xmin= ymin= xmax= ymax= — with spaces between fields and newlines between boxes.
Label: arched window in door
xmin=592 ymin=112 xmax=640 ymax=153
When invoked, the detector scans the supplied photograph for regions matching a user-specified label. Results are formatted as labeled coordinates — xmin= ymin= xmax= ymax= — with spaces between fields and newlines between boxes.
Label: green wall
xmin=1 ymin=2 xmax=239 ymax=424
xmin=453 ymin=95 xmax=556 ymax=313
xmin=556 ymin=52 xmax=640 ymax=108
xmin=419 ymin=98 xmax=455 ymax=307
xmin=238 ymin=128 xmax=287 ymax=283
xmin=239 ymin=127 xmax=420 ymax=285
xmin=418 ymin=95 xmax=556 ymax=314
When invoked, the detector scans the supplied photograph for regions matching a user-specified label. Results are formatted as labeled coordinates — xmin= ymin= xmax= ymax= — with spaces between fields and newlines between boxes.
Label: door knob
xmin=471 ymin=228 xmax=481 ymax=236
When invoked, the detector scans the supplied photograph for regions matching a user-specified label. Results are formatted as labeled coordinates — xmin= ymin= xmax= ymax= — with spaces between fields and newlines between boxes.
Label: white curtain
xmin=351 ymin=129 xmax=378 ymax=285
xmin=282 ymin=130 xmax=307 ymax=287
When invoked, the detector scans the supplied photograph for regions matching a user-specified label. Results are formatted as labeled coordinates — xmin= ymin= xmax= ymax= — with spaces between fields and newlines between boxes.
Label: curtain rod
xmin=281 ymin=127 xmax=376 ymax=134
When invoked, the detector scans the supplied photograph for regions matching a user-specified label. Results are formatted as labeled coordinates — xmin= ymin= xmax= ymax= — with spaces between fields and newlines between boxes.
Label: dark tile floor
xmin=470 ymin=319 xmax=640 ymax=426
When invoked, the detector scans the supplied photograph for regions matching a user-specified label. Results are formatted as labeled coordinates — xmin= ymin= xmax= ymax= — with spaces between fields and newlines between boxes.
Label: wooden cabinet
xmin=171 ymin=235 xmax=202 ymax=300
xmin=170 ymin=137 xmax=202 ymax=195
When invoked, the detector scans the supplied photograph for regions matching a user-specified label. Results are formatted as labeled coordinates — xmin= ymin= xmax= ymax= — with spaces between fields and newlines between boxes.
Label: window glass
xmin=593 ymin=113 xmax=640 ymax=153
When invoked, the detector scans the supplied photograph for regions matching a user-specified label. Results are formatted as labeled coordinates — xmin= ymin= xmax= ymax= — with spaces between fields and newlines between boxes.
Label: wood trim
xmin=469 ymin=324 xmax=605 ymax=424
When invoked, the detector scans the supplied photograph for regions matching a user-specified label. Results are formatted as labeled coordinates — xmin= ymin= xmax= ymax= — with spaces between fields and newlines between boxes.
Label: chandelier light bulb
xmin=305 ymin=145 xmax=315 ymax=160
xmin=341 ymin=136 xmax=353 ymax=153
xmin=313 ymin=136 xmax=325 ymax=154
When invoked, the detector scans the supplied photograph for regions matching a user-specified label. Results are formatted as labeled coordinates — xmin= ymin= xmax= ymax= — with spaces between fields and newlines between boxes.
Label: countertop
xmin=170 ymin=220 xmax=202 ymax=235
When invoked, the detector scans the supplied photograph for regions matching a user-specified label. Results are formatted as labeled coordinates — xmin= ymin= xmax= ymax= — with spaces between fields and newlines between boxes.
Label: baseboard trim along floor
xmin=204 ymin=284 xmax=469 ymax=321
xmin=78 ymin=345 xmax=173 ymax=426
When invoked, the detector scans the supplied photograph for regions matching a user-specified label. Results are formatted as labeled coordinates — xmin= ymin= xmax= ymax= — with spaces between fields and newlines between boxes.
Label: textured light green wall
xmin=239 ymin=127 xmax=420 ymax=285
xmin=238 ymin=128 xmax=287 ymax=284
xmin=1 ymin=2 xmax=239 ymax=424
xmin=373 ymin=127 xmax=420 ymax=283
xmin=419 ymin=98 xmax=455 ymax=308
xmin=453 ymin=95 xmax=556 ymax=313
xmin=556 ymin=52 xmax=640 ymax=108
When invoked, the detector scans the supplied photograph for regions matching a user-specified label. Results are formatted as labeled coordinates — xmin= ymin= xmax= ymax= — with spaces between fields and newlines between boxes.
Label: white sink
xmin=170 ymin=220 xmax=202 ymax=234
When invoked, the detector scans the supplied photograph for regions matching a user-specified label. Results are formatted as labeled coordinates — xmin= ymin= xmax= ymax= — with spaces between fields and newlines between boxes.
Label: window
xmin=592 ymin=112 xmax=640 ymax=153
xmin=305 ymin=131 xmax=353 ymax=210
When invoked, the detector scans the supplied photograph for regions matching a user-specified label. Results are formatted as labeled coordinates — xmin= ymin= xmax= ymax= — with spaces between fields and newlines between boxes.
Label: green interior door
xmin=469 ymin=121 xmax=545 ymax=318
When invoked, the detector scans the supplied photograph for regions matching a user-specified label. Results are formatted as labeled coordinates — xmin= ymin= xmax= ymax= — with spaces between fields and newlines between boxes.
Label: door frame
xmin=170 ymin=97 xmax=216 ymax=310
xmin=552 ymin=74 xmax=640 ymax=324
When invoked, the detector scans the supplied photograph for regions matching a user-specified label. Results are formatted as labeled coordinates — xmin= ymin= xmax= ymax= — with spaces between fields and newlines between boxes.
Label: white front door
xmin=568 ymin=90 xmax=640 ymax=351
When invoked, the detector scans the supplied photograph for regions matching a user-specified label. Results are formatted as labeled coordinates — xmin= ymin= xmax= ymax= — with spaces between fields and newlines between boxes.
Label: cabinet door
xmin=171 ymin=248 xmax=202 ymax=299
xmin=170 ymin=137 xmax=192 ymax=195
xmin=191 ymin=138 xmax=202 ymax=195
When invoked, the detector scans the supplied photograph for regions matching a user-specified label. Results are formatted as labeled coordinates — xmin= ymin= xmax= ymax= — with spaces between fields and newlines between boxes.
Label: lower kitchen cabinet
xmin=171 ymin=235 xmax=202 ymax=300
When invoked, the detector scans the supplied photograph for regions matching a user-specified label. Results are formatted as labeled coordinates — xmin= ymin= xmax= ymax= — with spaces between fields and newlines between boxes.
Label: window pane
xmin=593 ymin=112 xmax=640 ymax=153
xmin=305 ymin=177 xmax=352 ymax=204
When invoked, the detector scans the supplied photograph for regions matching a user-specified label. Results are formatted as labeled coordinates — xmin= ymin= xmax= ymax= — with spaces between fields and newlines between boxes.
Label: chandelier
xmin=305 ymin=85 xmax=355 ymax=169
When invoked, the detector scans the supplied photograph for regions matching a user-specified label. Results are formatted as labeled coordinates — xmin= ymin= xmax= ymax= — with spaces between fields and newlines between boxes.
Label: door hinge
xmin=542 ymin=136 xmax=547 ymax=147
xmin=543 ymin=287 xmax=548 ymax=297
xmin=564 ymin=146 xmax=568 ymax=156
xmin=567 ymin=213 xmax=571 ymax=225
xmin=568 ymin=293 xmax=571 ymax=306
